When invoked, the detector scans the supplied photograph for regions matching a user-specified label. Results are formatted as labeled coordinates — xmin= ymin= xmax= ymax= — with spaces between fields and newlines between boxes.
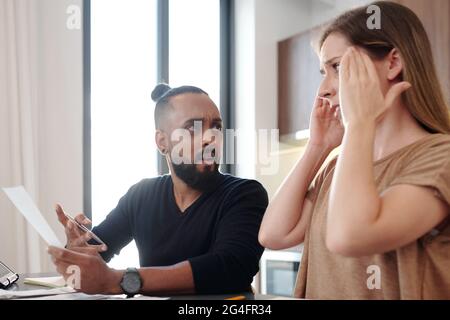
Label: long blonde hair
xmin=319 ymin=1 xmax=450 ymax=134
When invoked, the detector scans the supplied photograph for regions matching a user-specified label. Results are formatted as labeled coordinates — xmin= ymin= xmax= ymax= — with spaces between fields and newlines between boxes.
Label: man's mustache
xmin=193 ymin=146 xmax=219 ymax=162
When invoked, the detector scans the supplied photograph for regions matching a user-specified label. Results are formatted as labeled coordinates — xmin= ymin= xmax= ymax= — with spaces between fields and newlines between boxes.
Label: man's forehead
xmin=168 ymin=94 xmax=221 ymax=123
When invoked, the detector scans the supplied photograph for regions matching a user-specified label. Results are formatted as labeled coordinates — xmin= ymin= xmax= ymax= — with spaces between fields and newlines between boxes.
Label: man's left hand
xmin=47 ymin=246 xmax=123 ymax=295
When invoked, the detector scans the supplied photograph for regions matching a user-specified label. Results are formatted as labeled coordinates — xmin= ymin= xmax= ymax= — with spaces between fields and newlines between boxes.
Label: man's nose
xmin=202 ymin=132 xmax=220 ymax=148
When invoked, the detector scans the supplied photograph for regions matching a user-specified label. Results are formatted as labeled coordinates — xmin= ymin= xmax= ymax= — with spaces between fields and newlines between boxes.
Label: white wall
xmin=234 ymin=0 xmax=312 ymax=180
xmin=0 ymin=0 xmax=83 ymax=273
xmin=36 ymin=0 xmax=84 ymax=272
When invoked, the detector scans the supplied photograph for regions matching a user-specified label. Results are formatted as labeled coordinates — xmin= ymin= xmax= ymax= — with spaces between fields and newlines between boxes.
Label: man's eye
xmin=214 ymin=124 xmax=223 ymax=131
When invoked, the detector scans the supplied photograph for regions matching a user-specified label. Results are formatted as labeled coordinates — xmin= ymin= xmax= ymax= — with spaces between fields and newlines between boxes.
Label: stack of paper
xmin=0 ymin=287 xmax=75 ymax=300
xmin=23 ymin=276 xmax=66 ymax=288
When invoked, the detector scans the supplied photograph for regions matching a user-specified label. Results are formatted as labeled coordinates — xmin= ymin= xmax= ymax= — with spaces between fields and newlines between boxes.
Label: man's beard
xmin=171 ymin=162 xmax=222 ymax=192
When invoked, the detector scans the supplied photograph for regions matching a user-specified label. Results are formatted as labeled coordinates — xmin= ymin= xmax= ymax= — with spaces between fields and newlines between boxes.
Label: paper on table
xmin=24 ymin=276 xmax=66 ymax=288
xmin=0 ymin=287 xmax=75 ymax=300
xmin=2 ymin=186 xmax=62 ymax=247
xmin=21 ymin=292 xmax=112 ymax=300
xmin=130 ymin=295 xmax=170 ymax=300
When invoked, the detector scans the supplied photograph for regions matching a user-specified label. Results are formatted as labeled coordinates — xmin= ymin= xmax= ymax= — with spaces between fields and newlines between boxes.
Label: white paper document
xmin=23 ymin=276 xmax=66 ymax=288
xmin=0 ymin=287 xmax=75 ymax=300
xmin=2 ymin=186 xmax=62 ymax=247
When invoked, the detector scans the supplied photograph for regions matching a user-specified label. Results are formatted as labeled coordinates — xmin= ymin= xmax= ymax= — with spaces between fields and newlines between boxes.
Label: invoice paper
xmin=2 ymin=186 xmax=62 ymax=247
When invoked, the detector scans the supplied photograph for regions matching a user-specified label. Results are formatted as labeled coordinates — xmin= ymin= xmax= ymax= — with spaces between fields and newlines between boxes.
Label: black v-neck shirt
xmin=92 ymin=173 xmax=268 ymax=294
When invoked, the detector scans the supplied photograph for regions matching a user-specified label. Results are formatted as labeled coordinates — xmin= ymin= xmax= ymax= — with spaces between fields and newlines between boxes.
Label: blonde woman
xmin=259 ymin=1 xmax=450 ymax=299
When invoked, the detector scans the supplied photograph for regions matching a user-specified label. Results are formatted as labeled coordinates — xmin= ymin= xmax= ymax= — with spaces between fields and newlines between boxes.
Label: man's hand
xmin=48 ymin=246 xmax=123 ymax=295
xmin=55 ymin=204 xmax=107 ymax=252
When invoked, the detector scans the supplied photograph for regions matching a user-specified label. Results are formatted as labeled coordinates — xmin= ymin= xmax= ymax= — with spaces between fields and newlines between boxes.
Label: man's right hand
xmin=55 ymin=204 xmax=107 ymax=252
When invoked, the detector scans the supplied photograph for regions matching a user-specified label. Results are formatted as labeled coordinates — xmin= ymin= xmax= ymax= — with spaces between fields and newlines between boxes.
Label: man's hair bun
xmin=151 ymin=83 xmax=172 ymax=102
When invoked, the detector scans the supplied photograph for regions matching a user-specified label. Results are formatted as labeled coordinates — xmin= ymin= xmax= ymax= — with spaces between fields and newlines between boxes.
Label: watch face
xmin=122 ymin=270 xmax=141 ymax=294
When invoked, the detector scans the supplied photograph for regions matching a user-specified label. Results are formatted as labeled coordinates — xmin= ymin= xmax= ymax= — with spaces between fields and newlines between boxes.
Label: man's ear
xmin=155 ymin=130 xmax=169 ymax=156
xmin=386 ymin=48 xmax=403 ymax=81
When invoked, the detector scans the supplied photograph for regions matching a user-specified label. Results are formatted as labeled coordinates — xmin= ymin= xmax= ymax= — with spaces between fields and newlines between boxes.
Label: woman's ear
xmin=386 ymin=48 xmax=403 ymax=81
xmin=155 ymin=130 xmax=169 ymax=155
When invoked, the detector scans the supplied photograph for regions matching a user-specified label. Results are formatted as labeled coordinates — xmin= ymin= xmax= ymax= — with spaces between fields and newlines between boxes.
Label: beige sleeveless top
xmin=295 ymin=134 xmax=450 ymax=300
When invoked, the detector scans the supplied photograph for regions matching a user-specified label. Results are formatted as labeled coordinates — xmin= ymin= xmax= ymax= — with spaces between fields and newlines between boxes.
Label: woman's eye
xmin=333 ymin=63 xmax=340 ymax=73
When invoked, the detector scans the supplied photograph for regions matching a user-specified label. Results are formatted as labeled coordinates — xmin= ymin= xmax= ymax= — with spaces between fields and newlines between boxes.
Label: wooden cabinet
xmin=278 ymin=27 xmax=322 ymax=142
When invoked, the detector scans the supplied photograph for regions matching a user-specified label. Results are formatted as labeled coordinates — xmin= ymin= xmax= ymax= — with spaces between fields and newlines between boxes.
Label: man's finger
xmin=55 ymin=204 xmax=69 ymax=227
xmin=70 ymin=234 xmax=89 ymax=247
xmin=74 ymin=213 xmax=92 ymax=228
xmin=67 ymin=220 xmax=83 ymax=239
xmin=48 ymin=246 xmax=90 ymax=264
xmin=71 ymin=245 xmax=106 ymax=255
xmin=54 ymin=260 xmax=72 ymax=276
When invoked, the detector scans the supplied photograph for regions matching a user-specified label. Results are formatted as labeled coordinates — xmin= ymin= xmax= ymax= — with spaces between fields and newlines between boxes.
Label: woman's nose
xmin=318 ymin=77 xmax=336 ymax=99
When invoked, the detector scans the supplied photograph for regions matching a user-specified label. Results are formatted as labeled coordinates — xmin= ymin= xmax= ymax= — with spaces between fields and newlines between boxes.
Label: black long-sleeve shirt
xmin=91 ymin=173 xmax=268 ymax=294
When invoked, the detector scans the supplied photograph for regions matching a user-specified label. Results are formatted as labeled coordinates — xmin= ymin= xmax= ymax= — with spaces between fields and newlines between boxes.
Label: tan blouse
xmin=294 ymin=134 xmax=450 ymax=300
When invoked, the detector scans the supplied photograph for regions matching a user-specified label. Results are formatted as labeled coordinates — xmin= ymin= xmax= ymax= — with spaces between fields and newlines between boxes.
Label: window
xmin=88 ymin=0 xmax=224 ymax=269
xmin=91 ymin=0 xmax=158 ymax=268
xmin=169 ymin=0 xmax=221 ymax=104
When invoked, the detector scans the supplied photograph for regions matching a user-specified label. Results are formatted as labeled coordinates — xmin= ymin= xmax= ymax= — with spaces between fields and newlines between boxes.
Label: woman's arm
xmin=327 ymin=48 xmax=448 ymax=257
xmin=259 ymin=97 xmax=344 ymax=250
xmin=328 ymin=124 xmax=448 ymax=257
xmin=259 ymin=144 xmax=331 ymax=250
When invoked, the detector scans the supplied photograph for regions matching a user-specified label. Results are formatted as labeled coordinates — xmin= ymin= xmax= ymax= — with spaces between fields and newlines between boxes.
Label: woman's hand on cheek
xmin=338 ymin=47 xmax=412 ymax=128
xmin=309 ymin=96 xmax=344 ymax=151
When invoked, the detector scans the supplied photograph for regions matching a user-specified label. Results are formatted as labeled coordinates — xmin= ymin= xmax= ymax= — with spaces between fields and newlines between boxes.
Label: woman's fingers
xmin=316 ymin=96 xmax=326 ymax=111
xmin=340 ymin=47 xmax=352 ymax=81
xmin=354 ymin=49 xmax=369 ymax=79
xmin=385 ymin=82 xmax=412 ymax=110
xmin=360 ymin=50 xmax=378 ymax=79
xmin=335 ymin=106 xmax=342 ymax=120
xmin=326 ymin=100 xmax=335 ymax=115
xmin=348 ymin=48 xmax=360 ymax=79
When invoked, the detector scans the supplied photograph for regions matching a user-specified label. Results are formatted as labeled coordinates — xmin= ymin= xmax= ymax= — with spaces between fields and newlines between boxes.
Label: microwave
xmin=260 ymin=246 xmax=303 ymax=297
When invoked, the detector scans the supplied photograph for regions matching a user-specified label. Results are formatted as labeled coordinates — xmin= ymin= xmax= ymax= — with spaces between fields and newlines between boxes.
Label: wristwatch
xmin=120 ymin=268 xmax=142 ymax=297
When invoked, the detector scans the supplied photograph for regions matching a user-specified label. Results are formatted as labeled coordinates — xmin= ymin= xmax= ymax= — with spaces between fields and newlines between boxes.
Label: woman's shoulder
xmin=419 ymin=133 xmax=450 ymax=147
xmin=381 ymin=133 xmax=449 ymax=182
xmin=401 ymin=133 xmax=450 ymax=163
